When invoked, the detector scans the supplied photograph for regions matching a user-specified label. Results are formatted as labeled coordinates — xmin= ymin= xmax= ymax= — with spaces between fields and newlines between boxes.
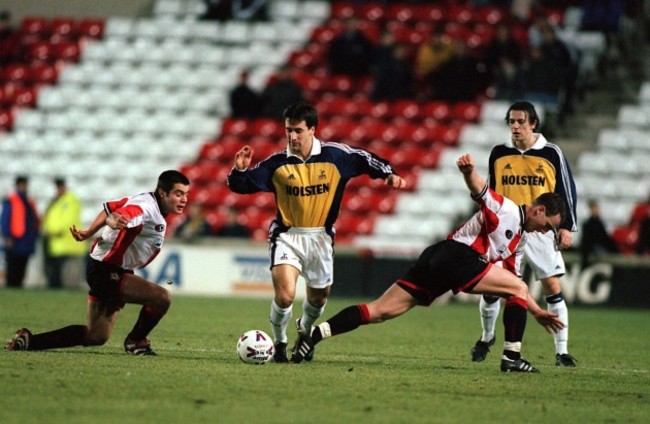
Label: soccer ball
xmin=236 ymin=330 xmax=274 ymax=364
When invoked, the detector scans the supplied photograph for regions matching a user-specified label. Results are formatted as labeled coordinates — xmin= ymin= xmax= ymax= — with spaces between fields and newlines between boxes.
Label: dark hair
xmin=505 ymin=101 xmax=540 ymax=130
xmin=533 ymin=192 xmax=566 ymax=224
xmin=283 ymin=102 xmax=318 ymax=129
xmin=15 ymin=175 xmax=28 ymax=185
xmin=157 ymin=170 xmax=189 ymax=193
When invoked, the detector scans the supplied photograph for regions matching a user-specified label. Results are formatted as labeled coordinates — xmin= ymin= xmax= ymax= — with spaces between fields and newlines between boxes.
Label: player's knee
xmin=154 ymin=287 xmax=172 ymax=313
xmin=85 ymin=331 xmax=109 ymax=346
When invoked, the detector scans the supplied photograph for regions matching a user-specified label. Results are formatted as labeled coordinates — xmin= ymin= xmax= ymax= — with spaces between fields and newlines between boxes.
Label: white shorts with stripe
xmin=270 ymin=227 xmax=334 ymax=289
xmin=523 ymin=231 xmax=566 ymax=280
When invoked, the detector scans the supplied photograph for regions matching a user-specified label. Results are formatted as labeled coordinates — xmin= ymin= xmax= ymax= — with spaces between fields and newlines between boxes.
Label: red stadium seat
xmin=475 ymin=7 xmax=507 ymax=26
xmin=12 ymin=86 xmax=38 ymax=108
xmin=3 ymin=64 xmax=29 ymax=82
xmin=54 ymin=40 xmax=81 ymax=62
xmin=252 ymin=118 xmax=284 ymax=138
xmin=26 ymin=41 xmax=54 ymax=62
xmin=448 ymin=5 xmax=474 ymax=24
xmin=368 ymin=102 xmax=393 ymax=120
xmin=0 ymin=107 xmax=14 ymax=131
xmin=454 ymin=102 xmax=482 ymax=122
xmin=393 ymin=100 xmax=423 ymax=121
xmin=29 ymin=63 xmax=59 ymax=84
xmin=422 ymin=102 xmax=453 ymax=122
xmin=310 ymin=25 xmax=338 ymax=44
xmin=360 ymin=4 xmax=386 ymax=22
xmin=20 ymin=17 xmax=50 ymax=37
xmin=414 ymin=4 xmax=445 ymax=24
xmin=50 ymin=18 xmax=78 ymax=40
xmin=331 ymin=3 xmax=356 ymax=20
xmin=221 ymin=118 xmax=253 ymax=138
xmin=388 ymin=4 xmax=416 ymax=24
xmin=79 ymin=18 xmax=105 ymax=40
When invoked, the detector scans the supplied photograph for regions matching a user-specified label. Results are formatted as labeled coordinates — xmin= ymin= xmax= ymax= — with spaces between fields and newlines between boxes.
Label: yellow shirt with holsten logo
xmin=227 ymin=138 xmax=396 ymax=231
xmin=488 ymin=133 xmax=578 ymax=231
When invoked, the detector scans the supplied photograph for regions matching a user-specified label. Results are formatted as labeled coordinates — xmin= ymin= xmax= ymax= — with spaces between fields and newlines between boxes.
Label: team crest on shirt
xmin=318 ymin=170 xmax=327 ymax=180
xmin=155 ymin=224 xmax=165 ymax=232
xmin=505 ymin=230 xmax=513 ymax=239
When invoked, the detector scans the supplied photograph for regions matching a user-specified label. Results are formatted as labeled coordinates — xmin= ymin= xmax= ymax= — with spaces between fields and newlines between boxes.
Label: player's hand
xmin=456 ymin=154 xmax=475 ymax=175
xmin=385 ymin=174 xmax=406 ymax=190
xmin=70 ymin=225 xmax=90 ymax=241
xmin=106 ymin=212 xmax=128 ymax=230
xmin=533 ymin=310 xmax=565 ymax=334
xmin=557 ymin=228 xmax=572 ymax=250
xmin=234 ymin=146 xmax=253 ymax=171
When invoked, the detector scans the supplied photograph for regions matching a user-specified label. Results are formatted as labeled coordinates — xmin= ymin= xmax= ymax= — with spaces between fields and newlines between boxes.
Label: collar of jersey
xmin=507 ymin=133 xmax=547 ymax=151
xmin=286 ymin=136 xmax=322 ymax=160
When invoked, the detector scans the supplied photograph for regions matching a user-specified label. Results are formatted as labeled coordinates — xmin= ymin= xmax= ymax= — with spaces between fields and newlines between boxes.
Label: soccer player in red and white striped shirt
xmin=5 ymin=170 xmax=190 ymax=355
xmin=292 ymin=155 xmax=566 ymax=373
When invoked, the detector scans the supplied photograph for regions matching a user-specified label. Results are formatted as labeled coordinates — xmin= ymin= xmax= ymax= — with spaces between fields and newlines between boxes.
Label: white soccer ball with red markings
xmin=236 ymin=330 xmax=274 ymax=364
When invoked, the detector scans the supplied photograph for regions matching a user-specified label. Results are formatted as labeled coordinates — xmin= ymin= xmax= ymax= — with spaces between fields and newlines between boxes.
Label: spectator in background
xmin=431 ymin=39 xmax=481 ymax=102
xmin=327 ymin=17 xmax=374 ymax=78
xmin=259 ymin=65 xmax=305 ymax=120
xmin=519 ymin=46 xmax=566 ymax=112
xmin=1 ymin=176 xmax=40 ymax=288
xmin=370 ymin=43 xmax=414 ymax=102
xmin=230 ymin=69 xmax=261 ymax=119
xmin=42 ymin=178 xmax=86 ymax=289
xmin=528 ymin=17 xmax=579 ymax=123
xmin=580 ymin=199 xmax=618 ymax=268
xmin=215 ymin=206 xmax=250 ymax=238
xmin=174 ymin=203 xmax=212 ymax=242
xmin=414 ymin=28 xmax=453 ymax=99
xmin=0 ymin=10 xmax=18 ymax=65
xmin=484 ymin=24 xmax=524 ymax=100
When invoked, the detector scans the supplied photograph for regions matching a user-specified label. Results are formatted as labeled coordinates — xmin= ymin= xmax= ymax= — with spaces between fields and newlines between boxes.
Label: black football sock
xmin=502 ymin=297 xmax=527 ymax=360
xmin=312 ymin=304 xmax=368 ymax=345
xmin=29 ymin=325 xmax=87 ymax=350
xmin=127 ymin=306 xmax=164 ymax=341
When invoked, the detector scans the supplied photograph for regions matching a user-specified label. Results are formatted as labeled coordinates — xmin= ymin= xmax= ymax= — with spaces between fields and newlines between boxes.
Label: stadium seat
xmin=331 ymin=2 xmax=356 ymax=20
xmin=0 ymin=108 xmax=14 ymax=131
xmin=29 ymin=63 xmax=59 ymax=84
xmin=79 ymin=18 xmax=105 ymax=39
xmin=50 ymin=17 xmax=78 ymax=39
xmin=393 ymin=100 xmax=422 ymax=121
xmin=20 ymin=16 xmax=50 ymax=37
xmin=388 ymin=4 xmax=416 ymax=24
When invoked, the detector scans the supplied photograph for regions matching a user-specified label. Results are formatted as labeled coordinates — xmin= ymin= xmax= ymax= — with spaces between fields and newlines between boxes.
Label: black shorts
xmin=396 ymin=240 xmax=491 ymax=306
xmin=86 ymin=258 xmax=133 ymax=311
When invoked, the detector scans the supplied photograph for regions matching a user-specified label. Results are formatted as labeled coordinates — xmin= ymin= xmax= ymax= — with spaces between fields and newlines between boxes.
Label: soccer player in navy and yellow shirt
xmin=470 ymin=101 xmax=579 ymax=367
xmin=228 ymin=102 xmax=406 ymax=362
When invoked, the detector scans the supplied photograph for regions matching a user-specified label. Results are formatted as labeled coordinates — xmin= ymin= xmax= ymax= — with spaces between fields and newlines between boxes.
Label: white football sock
xmin=547 ymin=295 xmax=569 ymax=355
xmin=300 ymin=300 xmax=325 ymax=334
xmin=269 ymin=300 xmax=292 ymax=344
xmin=479 ymin=296 xmax=500 ymax=342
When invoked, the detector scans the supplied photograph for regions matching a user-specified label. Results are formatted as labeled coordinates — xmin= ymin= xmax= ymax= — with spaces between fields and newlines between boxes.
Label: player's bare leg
xmin=121 ymin=274 xmax=171 ymax=356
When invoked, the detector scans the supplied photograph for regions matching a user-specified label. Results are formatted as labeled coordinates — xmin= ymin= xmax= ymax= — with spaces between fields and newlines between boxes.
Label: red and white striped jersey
xmin=90 ymin=192 xmax=166 ymax=270
xmin=447 ymin=184 xmax=525 ymax=276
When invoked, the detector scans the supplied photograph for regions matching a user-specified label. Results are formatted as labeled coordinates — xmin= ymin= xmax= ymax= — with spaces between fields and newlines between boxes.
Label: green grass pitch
xmin=1 ymin=289 xmax=648 ymax=423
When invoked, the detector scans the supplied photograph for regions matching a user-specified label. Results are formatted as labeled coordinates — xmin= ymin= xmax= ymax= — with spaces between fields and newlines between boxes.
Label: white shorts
xmin=270 ymin=227 xmax=334 ymax=289
xmin=522 ymin=231 xmax=566 ymax=280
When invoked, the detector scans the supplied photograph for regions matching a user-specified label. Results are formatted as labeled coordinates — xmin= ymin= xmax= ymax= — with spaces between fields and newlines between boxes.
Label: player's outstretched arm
xmin=69 ymin=210 xmax=108 ymax=241
xmin=457 ymin=154 xmax=486 ymax=196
